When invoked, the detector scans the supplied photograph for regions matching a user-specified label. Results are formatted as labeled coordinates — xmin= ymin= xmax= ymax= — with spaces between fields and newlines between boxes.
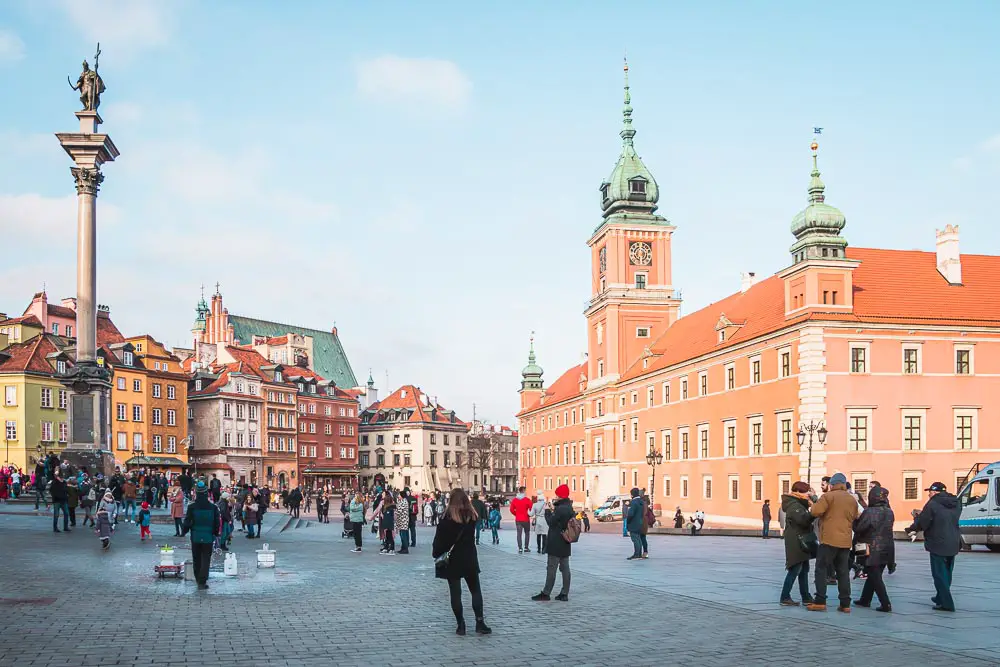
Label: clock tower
xmin=585 ymin=60 xmax=680 ymax=388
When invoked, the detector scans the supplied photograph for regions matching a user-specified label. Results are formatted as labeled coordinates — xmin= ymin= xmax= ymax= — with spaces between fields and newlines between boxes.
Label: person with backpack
xmin=639 ymin=492 xmax=655 ymax=558
xmin=79 ymin=475 xmax=96 ymax=527
xmin=531 ymin=484 xmax=576 ymax=602
xmin=136 ymin=501 xmax=152 ymax=540
xmin=531 ymin=492 xmax=550 ymax=554
xmin=487 ymin=504 xmax=501 ymax=544
xmin=624 ymin=488 xmax=645 ymax=560
xmin=182 ymin=481 xmax=221 ymax=590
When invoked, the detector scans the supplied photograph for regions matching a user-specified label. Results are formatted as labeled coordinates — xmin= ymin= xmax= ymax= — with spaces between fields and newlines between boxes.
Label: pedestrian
xmin=49 ymin=471 xmax=70 ymax=533
xmin=581 ymin=510 xmax=591 ymax=533
xmin=217 ymin=492 xmax=233 ymax=550
xmin=673 ymin=507 xmax=684 ymax=529
xmin=66 ymin=477 xmax=80 ymax=527
xmin=640 ymin=492 xmax=653 ymax=557
xmin=906 ymin=481 xmax=961 ymax=612
xmin=531 ymin=492 xmax=549 ymax=554
xmin=625 ymin=487 xmax=645 ymax=560
xmin=423 ymin=497 xmax=434 ymax=526
xmin=181 ymin=481 xmax=220 ymax=590
xmin=349 ymin=492 xmax=365 ymax=553
xmin=509 ymin=486 xmax=533 ymax=554
xmin=852 ymin=485 xmax=896 ymax=612
xmin=488 ymin=504 xmax=501 ymax=544
xmin=780 ymin=481 xmax=816 ymax=606
xmin=762 ymin=499 xmax=772 ymax=538
xmin=807 ymin=472 xmax=859 ymax=613
xmin=137 ymin=501 xmax=152 ymax=541
xmin=531 ymin=483 xmax=575 ymax=601
xmin=95 ymin=490 xmax=117 ymax=550
xmin=471 ymin=492 xmax=487 ymax=546
xmin=432 ymin=488 xmax=491 ymax=636
xmin=380 ymin=491 xmax=397 ymax=555
xmin=123 ymin=477 xmax=137 ymax=523
xmin=79 ymin=476 xmax=96 ymax=527
xmin=407 ymin=487 xmax=418 ymax=548
xmin=396 ymin=489 xmax=411 ymax=554
xmin=170 ymin=486 xmax=185 ymax=536
xmin=209 ymin=473 xmax=221 ymax=503
xmin=11 ymin=468 xmax=21 ymax=498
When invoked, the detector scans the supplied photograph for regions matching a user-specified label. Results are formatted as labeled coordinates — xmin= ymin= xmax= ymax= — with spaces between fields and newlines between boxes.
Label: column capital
xmin=70 ymin=166 xmax=104 ymax=195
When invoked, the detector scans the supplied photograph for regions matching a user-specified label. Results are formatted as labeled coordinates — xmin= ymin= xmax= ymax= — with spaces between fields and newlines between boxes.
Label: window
xmin=249 ymin=405 xmax=258 ymax=420
xmin=902 ymin=347 xmax=920 ymax=374
xmin=56 ymin=359 xmax=67 ymax=375
xmin=116 ymin=403 xmax=126 ymax=421
xmin=167 ymin=436 xmax=176 ymax=453
xmin=662 ymin=432 xmax=671 ymax=460
xmin=65 ymin=325 xmax=72 ymax=337
xmin=597 ymin=359 xmax=604 ymax=377
xmin=58 ymin=422 xmax=67 ymax=442
xmin=133 ymin=379 xmax=141 ymax=392
xmin=726 ymin=364 xmax=735 ymax=390
xmin=780 ymin=349 xmax=791 ymax=378
xmin=40 ymin=387 xmax=52 ymax=408
xmin=636 ymin=327 xmax=650 ymax=338
xmin=780 ymin=418 xmax=792 ymax=453
xmin=132 ymin=405 xmax=142 ymax=422
xmin=647 ymin=387 xmax=654 ymax=407
xmin=959 ymin=478 xmax=989 ymax=507
xmin=58 ymin=389 xmax=67 ymax=409
xmin=726 ymin=423 xmax=736 ymax=457
xmin=309 ymin=403 xmax=316 ymax=414
xmin=729 ymin=475 xmax=739 ymax=501
xmin=167 ymin=385 xmax=176 ymax=400
xmin=848 ymin=414 xmax=869 ymax=452
xmin=680 ymin=476 xmax=689 ymax=499
xmin=224 ymin=432 xmax=232 ymax=447
xmin=662 ymin=382 xmax=670 ymax=403
xmin=751 ymin=421 xmax=762 ymax=455
xmin=699 ymin=427 xmax=709 ymax=458
xmin=681 ymin=430 xmax=689 ymax=459
xmin=430 ymin=451 xmax=437 ymax=467
xmin=631 ymin=418 xmax=639 ymax=443
xmin=635 ymin=273 xmax=647 ymax=289
xmin=955 ymin=410 xmax=976 ymax=450
xmin=117 ymin=432 xmax=126 ymax=450
xmin=360 ymin=453 xmax=369 ymax=467
xmin=646 ymin=431 xmax=655 ymax=455
xmin=902 ymin=413 xmax=924 ymax=450
xmin=751 ymin=357 xmax=761 ymax=384
xmin=40 ymin=421 xmax=53 ymax=441
xmin=955 ymin=347 xmax=972 ymax=375
xmin=152 ymin=383 xmax=161 ymax=399
xmin=133 ymin=433 xmax=142 ymax=451
xmin=703 ymin=476 xmax=712 ymax=499
xmin=850 ymin=344 xmax=868 ymax=374
xmin=123 ymin=351 xmax=133 ymax=366
xmin=393 ymin=454 xmax=401 ymax=467
xmin=681 ymin=378 xmax=688 ymax=400
xmin=779 ymin=475 xmax=791 ymax=497
xmin=152 ymin=408 xmax=161 ymax=425
xmin=629 ymin=179 xmax=646 ymax=194
xmin=663 ymin=477 xmax=671 ymax=497
xmin=699 ymin=372 xmax=707 ymax=396
xmin=404 ymin=454 xmax=411 ymax=466
xmin=903 ymin=475 xmax=920 ymax=501
xmin=248 ymin=433 xmax=256 ymax=448
xmin=152 ymin=435 xmax=162 ymax=453
xmin=224 ymin=403 xmax=233 ymax=419
xmin=195 ymin=380 xmax=203 ymax=392
xmin=430 ymin=434 xmax=436 ymax=445
xmin=852 ymin=476 xmax=870 ymax=494
xmin=117 ymin=377 xmax=125 ymax=391
xmin=300 ymin=445 xmax=308 ymax=457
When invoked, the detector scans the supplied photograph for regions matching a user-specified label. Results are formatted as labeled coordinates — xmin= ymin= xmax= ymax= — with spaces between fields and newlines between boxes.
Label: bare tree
xmin=466 ymin=432 xmax=500 ymax=492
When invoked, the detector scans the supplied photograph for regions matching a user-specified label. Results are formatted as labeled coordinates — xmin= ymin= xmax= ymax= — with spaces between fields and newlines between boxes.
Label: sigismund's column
xmin=55 ymin=46 xmax=120 ymax=476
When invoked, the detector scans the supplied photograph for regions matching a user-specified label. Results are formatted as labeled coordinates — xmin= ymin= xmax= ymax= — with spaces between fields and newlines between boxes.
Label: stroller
xmin=341 ymin=512 xmax=354 ymax=539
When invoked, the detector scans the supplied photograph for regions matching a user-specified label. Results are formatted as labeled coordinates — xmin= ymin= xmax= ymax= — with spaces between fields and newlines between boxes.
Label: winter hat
xmin=195 ymin=480 xmax=207 ymax=493
xmin=829 ymin=472 xmax=848 ymax=486
xmin=555 ymin=484 xmax=570 ymax=499
xmin=141 ymin=501 xmax=149 ymax=509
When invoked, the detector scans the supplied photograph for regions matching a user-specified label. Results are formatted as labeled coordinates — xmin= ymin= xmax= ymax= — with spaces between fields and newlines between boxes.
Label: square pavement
xmin=0 ymin=510 xmax=997 ymax=666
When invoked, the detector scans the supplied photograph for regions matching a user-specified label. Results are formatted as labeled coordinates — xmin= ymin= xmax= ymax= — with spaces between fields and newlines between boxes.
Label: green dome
xmin=600 ymin=60 xmax=659 ymax=216
xmin=521 ymin=337 xmax=543 ymax=390
xmin=789 ymin=153 xmax=848 ymax=262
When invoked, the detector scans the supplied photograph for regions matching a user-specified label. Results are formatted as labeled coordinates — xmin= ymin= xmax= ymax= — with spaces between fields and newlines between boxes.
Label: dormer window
xmin=629 ymin=178 xmax=646 ymax=195
xmin=274 ymin=371 xmax=282 ymax=382
xmin=298 ymin=382 xmax=304 ymax=392
xmin=57 ymin=360 xmax=67 ymax=374
xmin=123 ymin=351 xmax=133 ymax=366
xmin=600 ymin=183 xmax=610 ymax=201
xmin=195 ymin=379 xmax=203 ymax=391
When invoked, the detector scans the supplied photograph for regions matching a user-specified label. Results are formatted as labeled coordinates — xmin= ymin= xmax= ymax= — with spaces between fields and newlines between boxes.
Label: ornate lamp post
xmin=797 ymin=421 xmax=828 ymax=486
xmin=645 ymin=448 xmax=664 ymax=507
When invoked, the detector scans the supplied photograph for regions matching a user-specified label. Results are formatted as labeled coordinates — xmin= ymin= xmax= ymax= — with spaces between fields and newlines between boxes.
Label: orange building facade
xmin=517 ymin=64 xmax=1000 ymax=527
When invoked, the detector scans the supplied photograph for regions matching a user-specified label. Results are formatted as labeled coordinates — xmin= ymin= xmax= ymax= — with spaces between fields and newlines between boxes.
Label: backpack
xmin=562 ymin=516 xmax=582 ymax=543
xmin=645 ymin=505 xmax=656 ymax=528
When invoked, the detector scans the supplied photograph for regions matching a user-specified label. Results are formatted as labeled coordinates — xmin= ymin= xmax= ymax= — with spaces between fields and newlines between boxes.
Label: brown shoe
xmin=805 ymin=603 xmax=827 ymax=612
xmin=837 ymin=606 xmax=851 ymax=614
xmin=780 ymin=599 xmax=800 ymax=606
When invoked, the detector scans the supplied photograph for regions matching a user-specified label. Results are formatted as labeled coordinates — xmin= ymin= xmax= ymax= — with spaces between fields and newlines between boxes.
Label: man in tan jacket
xmin=807 ymin=472 xmax=858 ymax=612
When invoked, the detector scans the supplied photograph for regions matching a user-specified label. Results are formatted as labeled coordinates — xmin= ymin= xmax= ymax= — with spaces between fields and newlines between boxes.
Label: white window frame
xmin=778 ymin=346 xmax=792 ymax=379
xmin=117 ymin=377 xmax=125 ymax=391
xmin=646 ymin=386 xmax=654 ymax=408
xmin=132 ymin=379 xmax=141 ymax=392
xmin=117 ymin=431 xmax=127 ymax=450
xmin=954 ymin=344 xmax=974 ymax=375
xmin=697 ymin=424 xmax=710 ymax=459
xmin=630 ymin=391 xmax=638 ymax=405
xmin=679 ymin=426 xmax=690 ymax=460
xmin=645 ymin=431 xmax=655 ymax=455
xmin=901 ymin=408 xmax=927 ymax=451
xmin=953 ymin=408 xmax=978 ymax=451
xmin=902 ymin=471 xmax=923 ymax=502
xmin=634 ymin=271 xmax=648 ymax=289
xmin=851 ymin=472 xmax=873 ymax=494
xmin=698 ymin=371 xmax=708 ymax=397
xmin=630 ymin=417 xmax=639 ymax=443
xmin=777 ymin=473 xmax=792 ymax=498
xmin=662 ymin=381 xmax=670 ymax=404
xmin=775 ymin=412 xmax=794 ymax=454
xmin=636 ymin=326 xmax=650 ymax=339
xmin=661 ymin=429 xmax=672 ymax=460
xmin=680 ymin=475 xmax=689 ymax=499
xmin=152 ymin=383 xmax=161 ymax=399
xmin=724 ymin=363 xmax=735 ymax=390
xmin=751 ymin=474 xmax=764 ymax=502
xmin=749 ymin=355 xmax=762 ymax=385
xmin=901 ymin=343 xmax=922 ymax=375
xmin=846 ymin=408 xmax=873 ymax=452
xmin=4 ymin=386 xmax=16 ymax=406
xmin=749 ymin=416 xmax=763 ymax=456
xmin=723 ymin=419 xmax=737 ymax=457
xmin=703 ymin=475 xmax=713 ymax=500
xmin=663 ymin=475 xmax=671 ymax=498
xmin=849 ymin=341 xmax=871 ymax=375
xmin=680 ymin=377 xmax=688 ymax=400
xmin=728 ymin=475 xmax=739 ymax=501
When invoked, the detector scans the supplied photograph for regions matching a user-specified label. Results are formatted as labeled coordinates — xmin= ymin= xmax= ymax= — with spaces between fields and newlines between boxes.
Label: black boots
xmin=456 ymin=621 xmax=466 ymax=636
xmin=475 ymin=619 xmax=492 ymax=635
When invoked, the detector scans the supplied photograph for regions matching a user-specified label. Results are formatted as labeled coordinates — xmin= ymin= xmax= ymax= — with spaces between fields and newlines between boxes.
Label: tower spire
xmin=808 ymin=139 xmax=825 ymax=203
xmin=520 ymin=331 xmax=544 ymax=392
xmin=621 ymin=56 xmax=634 ymax=146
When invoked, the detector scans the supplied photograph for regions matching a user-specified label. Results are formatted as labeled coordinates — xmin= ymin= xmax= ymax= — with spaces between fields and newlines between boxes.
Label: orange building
xmin=517 ymin=63 xmax=1000 ymax=527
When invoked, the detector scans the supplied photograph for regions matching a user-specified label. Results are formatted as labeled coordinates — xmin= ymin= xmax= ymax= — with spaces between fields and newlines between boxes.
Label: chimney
xmin=740 ymin=271 xmax=757 ymax=294
xmin=936 ymin=225 xmax=962 ymax=285
xmin=97 ymin=304 xmax=111 ymax=319
xmin=331 ymin=326 xmax=338 ymax=337
xmin=61 ymin=297 xmax=77 ymax=311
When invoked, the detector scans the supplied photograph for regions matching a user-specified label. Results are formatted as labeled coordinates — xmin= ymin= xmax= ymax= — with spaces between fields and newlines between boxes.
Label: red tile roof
xmin=47 ymin=304 xmax=76 ymax=319
xmin=97 ymin=317 xmax=126 ymax=345
xmin=520 ymin=362 xmax=587 ymax=414
xmin=0 ymin=335 xmax=63 ymax=375
xmin=365 ymin=384 xmax=465 ymax=425
xmin=224 ymin=346 xmax=275 ymax=380
xmin=0 ymin=314 xmax=43 ymax=327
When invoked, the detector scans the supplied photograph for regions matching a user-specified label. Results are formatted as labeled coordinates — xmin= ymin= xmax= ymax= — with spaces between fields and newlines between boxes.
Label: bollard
xmin=224 ymin=552 xmax=238 ymax=576
xmin=183 ymin=560 xmax=194 ymax=581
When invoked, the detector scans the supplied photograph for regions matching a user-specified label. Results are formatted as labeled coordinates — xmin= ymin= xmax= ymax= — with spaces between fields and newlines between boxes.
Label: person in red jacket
xmin=509 ymin=487 xmax=533 ymax=554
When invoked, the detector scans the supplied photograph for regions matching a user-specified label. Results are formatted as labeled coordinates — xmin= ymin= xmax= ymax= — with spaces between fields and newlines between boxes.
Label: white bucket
xmin=256 ymin=543 xmax=276 ymax=568
xmin=224 ymin=552 xmax=238 ymax=576
xmin=159 ymin=548 xmax=175 ymax=567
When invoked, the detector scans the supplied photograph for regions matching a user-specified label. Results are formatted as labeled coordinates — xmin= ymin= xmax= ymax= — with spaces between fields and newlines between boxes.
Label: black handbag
xmin=435 ymin=524 xmax=469 ymax=571
xmin=798 ymin=531 xmax=818 ymax=559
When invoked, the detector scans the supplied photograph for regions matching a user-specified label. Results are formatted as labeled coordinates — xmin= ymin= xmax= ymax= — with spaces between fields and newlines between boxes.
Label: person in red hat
xmin=137 ymin=501 xmax=152 ymax=541
xmin=532 ymin=484 xmax=575 ymax=602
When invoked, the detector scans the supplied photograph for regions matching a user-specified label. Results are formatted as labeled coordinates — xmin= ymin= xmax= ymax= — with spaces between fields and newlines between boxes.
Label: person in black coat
xmin=906 ymin=481 xmax=962 ymax=611
xmin=532 ymin=484 xmax=575 ymax=601
xmin=432 ymin=488 xmax=491 ymax=636
xmin=853 ymin=486 xmax=896 ymax=612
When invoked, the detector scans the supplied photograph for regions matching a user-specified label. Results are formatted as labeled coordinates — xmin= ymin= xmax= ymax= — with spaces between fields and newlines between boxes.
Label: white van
xmin=594 ymin=494 xmax=630 ymax=522
xmin=957 ymin=461 xmax=1000 ymax=552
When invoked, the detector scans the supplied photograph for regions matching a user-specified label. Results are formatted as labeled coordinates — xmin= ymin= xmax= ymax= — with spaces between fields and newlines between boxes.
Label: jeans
xmin=174 ymin=517 xmax=183 ymax=535
xmin=124 ymin=498 xmax=136 ymax=522
xmin=542 ymin=555 xmax=571 ymax=595
xmin=781 ymin=560 xmax=811 ymax=601
xmin=490 ymin=526 xmax=499 ymax=543
xmin=929 ymin=553 xmax=956 ymax=610
xmin=628 ymin=531 xmax=643 ymax=557
xmin=191 ymin=542 xmax=213 ymax=585
xmin=68 ymin=506 xmax=76 ymax=526
xmin=399 ymin=529 xmax=409 ymax=551
xmin=352 ymin=521 xmax=363 ymax=548
xmin=52 ymin=501 xmax=69 ymax=530
xmin=34 ymin=485 xmax=46 ymax=509
xmin=763 ymin=521 xmax=770 ymax=538
xmin=814 ymin=545 xmax=851 ymax=608
xmin=859 ymin=564 xmax=891 ymax=608
xmin=536 ymin=533 xmax=548 ymax=553
xmin=246 ymin=523 xmax=256 ymax=538
xmin=448 ymin=572 xmax=484 ymax=622
xmin=383 ymin=529 xmax=395 ymax=552
xmin=516 ymin=521 xmax=530 ymax=551
xmin=475 ymin=520 xmax=482 ymax=544
xmin=640 ymin=533 xmax=649 ymax=554
xmin=409 ymin=517 xmax=416 ymax=546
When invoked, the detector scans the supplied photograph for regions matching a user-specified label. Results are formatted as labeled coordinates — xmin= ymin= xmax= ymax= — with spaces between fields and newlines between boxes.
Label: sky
xmin=1 ymin=1 xmax=998 ymax=426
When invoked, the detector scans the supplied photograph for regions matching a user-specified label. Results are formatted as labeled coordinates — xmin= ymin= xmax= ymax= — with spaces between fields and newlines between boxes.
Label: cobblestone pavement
xmin=0 ymin=511 xmax=997 ymax=667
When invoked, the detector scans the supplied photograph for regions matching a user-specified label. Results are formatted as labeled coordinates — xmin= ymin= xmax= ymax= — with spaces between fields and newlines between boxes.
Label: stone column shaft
xmin=74 ymin=180 xmax=99 ymax=361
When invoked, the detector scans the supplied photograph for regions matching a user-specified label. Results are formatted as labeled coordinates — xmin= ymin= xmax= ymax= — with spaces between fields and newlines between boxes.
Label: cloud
xmin=58 ymin=0 xmax=175 ymax=56
xmin=0 ymin=193 xmax=123 ymax=246
xmin=0 ymin=29 xmax=25 ymax=64
xmin=356 ymin=55 xmax=471 ymax=110
xmin=980 ymin=134 xmax=1000 ymax=153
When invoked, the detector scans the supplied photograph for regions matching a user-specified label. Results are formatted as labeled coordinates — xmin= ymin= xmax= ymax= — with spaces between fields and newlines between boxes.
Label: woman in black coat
xmin=432 ymin=488 xmax=492 ymax=636
xmin=852 ymin=485 xmax=896 ymax=612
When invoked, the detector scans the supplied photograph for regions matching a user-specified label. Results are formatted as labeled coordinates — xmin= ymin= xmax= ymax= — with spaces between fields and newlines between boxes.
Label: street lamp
xmin=645 ymin=447 xmax=664 ymax=507
xmin=796 ymin=421 xmax=828 ymax=486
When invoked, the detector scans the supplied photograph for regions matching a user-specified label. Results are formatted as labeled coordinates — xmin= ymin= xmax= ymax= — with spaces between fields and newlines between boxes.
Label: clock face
xmin=629 ymin=241 xmax=652 ymax=266
xmin=599 ymin=247 xmax=607 ymax=274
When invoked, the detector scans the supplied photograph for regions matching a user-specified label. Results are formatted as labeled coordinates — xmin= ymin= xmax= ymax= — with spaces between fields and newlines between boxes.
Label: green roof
xmin=228 ymin=315 xmax=358 ymax=388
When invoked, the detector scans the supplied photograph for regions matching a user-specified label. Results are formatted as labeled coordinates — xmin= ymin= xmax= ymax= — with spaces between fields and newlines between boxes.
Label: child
xmin=488 ymin=504 xmax=501 ymax=545
xmin=581 ymin=510 xmax=591 ymax=533
xmin=217 ymin=492 xmax=233 ymax=550
xmin=95 ymin=491 xmax=117 ymax=550
xmin=137 ymin=501 xmax=152 ymax=540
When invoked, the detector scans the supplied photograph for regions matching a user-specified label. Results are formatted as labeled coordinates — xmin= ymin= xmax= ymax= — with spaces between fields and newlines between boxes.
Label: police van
xmin=594 ymin=494 xmax=631 ymax=522
xmin=957 ymin=462 xmax=1000 ymax=552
